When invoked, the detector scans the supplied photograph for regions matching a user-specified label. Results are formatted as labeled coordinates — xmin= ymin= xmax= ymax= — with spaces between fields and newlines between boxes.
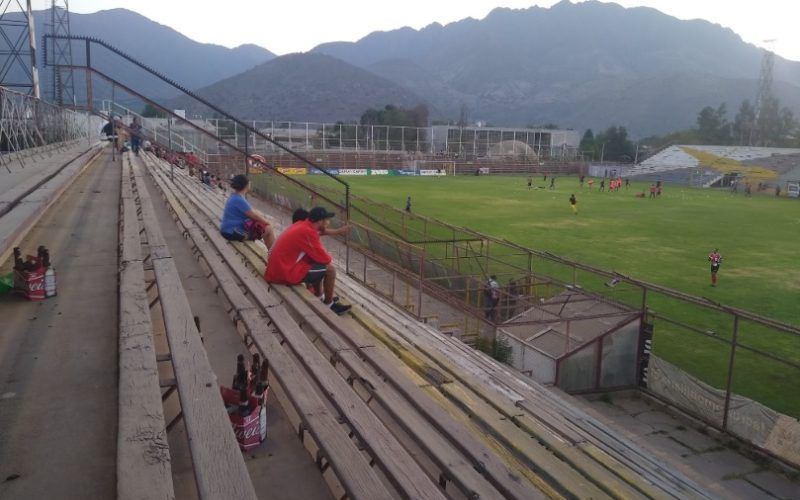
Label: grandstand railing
xmin=0 ymin=85 xmax=95 ymax=171
xmin=42 ymin=33 xmax=350 ymax=211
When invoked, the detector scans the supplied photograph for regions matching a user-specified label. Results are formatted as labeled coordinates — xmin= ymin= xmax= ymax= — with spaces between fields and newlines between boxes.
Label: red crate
xmin=13 ymin=256 xmax=45 ymax=301
xmin=220 ymin=386 xmax=268 ymax=450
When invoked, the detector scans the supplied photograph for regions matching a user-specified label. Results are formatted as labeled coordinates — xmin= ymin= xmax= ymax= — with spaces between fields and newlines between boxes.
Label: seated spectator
xmin=186 ymin=151 xmax=200 ymax=170
xmin=220 ymin=174 xmax=275 ymax=248
xmin=101 ymin=120 xmax=114 ymax=141
xmin=291 ymin=207 xmax=350 ymax=236
xmin=265 ymin=206 xmax=351 ymax=315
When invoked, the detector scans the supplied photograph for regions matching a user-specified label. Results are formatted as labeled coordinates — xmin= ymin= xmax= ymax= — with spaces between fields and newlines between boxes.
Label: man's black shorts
xmin=711 ymin=264 xmax=720 ymax=273
xmin=303 ymin=264 xmax=327 ymax=285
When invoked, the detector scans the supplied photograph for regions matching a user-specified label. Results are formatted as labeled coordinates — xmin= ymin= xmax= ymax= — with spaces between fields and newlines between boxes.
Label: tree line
xmin=579 ymin=95 xmax=799 ymax=163
xmin=646 ymin=97 xmax=798 ymax=148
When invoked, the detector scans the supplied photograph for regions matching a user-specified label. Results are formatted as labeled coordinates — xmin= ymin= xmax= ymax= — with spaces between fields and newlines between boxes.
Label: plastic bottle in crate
xmin=43 ymin=249 xmax=57 ymax=298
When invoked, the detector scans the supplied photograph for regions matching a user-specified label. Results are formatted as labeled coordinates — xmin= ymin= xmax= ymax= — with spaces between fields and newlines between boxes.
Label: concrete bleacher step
xmin=0 ymin=141 xmax=104 ymax=266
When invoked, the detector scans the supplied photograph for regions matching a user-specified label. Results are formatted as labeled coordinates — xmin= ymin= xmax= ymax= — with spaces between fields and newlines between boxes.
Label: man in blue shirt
xmin=220 ymin=175 xmax=275 ymax=248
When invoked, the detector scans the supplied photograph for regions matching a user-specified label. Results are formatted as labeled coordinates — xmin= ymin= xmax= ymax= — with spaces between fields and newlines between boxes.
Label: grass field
xmin=295 ymin=173 xmax=800 ymax=417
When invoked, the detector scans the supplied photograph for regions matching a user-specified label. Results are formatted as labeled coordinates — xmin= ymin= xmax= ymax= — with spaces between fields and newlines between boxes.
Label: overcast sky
xmin=55 ymin=0 xmax=799 ymax=62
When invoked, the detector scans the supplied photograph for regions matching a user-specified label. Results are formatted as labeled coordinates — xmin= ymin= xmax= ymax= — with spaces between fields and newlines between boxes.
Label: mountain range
xmin=310 ymin=0 xmax=800 ymax=136
xmin=168 ymin=53 xmax=423 ymax=123
xmin=6 ymin=2 xmax=800 ymax=137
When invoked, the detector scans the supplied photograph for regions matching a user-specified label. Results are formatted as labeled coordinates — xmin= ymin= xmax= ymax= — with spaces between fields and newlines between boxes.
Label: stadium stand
xmin=628 ymin=145 xmax=800 ymax=186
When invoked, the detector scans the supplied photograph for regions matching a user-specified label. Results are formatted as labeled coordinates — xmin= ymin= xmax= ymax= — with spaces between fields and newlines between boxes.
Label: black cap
xmin=308 ymin=206 xmax=336 ymax=222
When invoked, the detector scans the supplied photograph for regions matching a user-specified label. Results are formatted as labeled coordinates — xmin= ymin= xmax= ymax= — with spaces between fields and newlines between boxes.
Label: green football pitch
xmin=298 ymin=173 xmax=800 ymax=416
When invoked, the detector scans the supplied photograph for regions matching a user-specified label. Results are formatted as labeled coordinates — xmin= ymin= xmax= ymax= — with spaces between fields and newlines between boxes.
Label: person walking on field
xmin=569 ymin=194 xmax=578 ymax=214
xmin=527 ymin=176 xmax=533 ymax=190
xmin=220 ymin=175 xmax=275 ymax=248
xmin=549 ymin=177 xmax=556 ymax=190
xmin=649 ymin=184 xmax=657 ymax=198
xmin=264 ymin=206 xmax=352 ymax=315
xmin=405 ymin=196 xmax=412 ymax=212
xmin=708 ymin=248 xmax=723 ymax=287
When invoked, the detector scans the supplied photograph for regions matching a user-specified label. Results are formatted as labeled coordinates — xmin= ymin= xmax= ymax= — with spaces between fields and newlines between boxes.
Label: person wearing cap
xmin=265 ymin=206 xmax=352 ymax=315
xmin=292 ymin=207 xmax=351 ymax=236
xmin=220 ymin=174 xmax=275 ymax=247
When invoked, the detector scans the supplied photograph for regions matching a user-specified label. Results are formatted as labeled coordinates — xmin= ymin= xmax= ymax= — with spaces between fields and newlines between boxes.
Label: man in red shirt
xmin=264 ymin=206 xmax=352 ymax=315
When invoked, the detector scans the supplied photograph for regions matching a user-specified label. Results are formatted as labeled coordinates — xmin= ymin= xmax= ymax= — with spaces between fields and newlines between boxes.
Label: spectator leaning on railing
xmin=265 ymin=207 xmax=352 ymax=316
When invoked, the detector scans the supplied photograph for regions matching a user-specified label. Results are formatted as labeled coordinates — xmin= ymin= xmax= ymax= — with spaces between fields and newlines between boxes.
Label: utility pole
xmin=0 ymin=0 xmax=40 ymax=97
xmin=47 ymin=0 xmax=75 ymax=106
xmin=750 ymin=41 xmax=775 ymax=146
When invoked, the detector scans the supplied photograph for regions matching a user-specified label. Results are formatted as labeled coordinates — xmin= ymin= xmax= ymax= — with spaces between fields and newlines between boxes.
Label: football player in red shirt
xmin=708 ymin=248 xmax=723 ymax=287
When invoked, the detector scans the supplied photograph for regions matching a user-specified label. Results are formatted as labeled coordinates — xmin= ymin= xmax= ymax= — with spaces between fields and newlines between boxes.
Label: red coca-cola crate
xmin=13 ymin=256 xmax=45 ymax=301
xmin=220 ymin=386 xmax=268 ymax=451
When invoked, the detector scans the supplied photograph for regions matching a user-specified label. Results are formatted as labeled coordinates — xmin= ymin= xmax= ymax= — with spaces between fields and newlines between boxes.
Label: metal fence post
xmin=722 ymin=314 xmax=740 ymax=430
xmin=417 ymin=249 xmax=425 ymax=320
xmin=244 ymin=131 xmax=249 ymax=176
xmin=345 ymin=185 xmax=351 ymax=274
xmin=362 ymin=251 xmax=368 ymax=284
